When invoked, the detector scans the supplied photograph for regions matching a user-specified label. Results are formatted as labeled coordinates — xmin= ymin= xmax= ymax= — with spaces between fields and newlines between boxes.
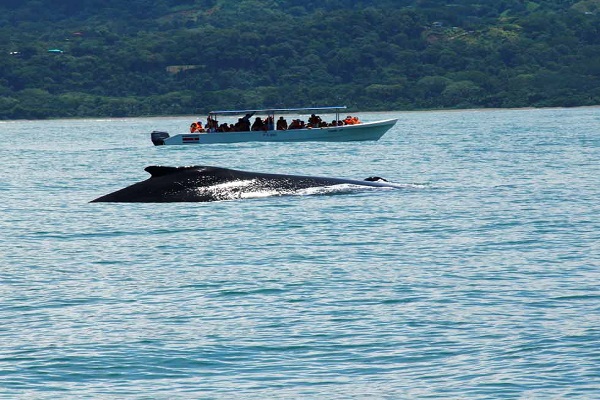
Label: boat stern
xmin=151 ymin=131 xmax=170 ymax=146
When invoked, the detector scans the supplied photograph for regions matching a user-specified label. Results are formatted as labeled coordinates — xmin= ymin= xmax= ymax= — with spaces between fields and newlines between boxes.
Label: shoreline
xmin=1 ymin=104 xmax=598 ymax=123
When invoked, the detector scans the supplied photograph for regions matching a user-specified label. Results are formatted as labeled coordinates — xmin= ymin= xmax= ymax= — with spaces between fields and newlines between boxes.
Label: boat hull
xmin=154 ymin=119 xmax=397 ymax=145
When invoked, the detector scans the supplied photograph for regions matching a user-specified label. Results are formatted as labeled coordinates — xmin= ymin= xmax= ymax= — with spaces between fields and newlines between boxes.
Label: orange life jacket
xmin=344 ymin=116 xmax=361 ymax=125
xmin=191 ymin=122 xmax=205 ymax=133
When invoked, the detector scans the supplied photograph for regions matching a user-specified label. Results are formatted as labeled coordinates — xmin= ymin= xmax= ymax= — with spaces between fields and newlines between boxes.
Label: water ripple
xmin=1 ymin=109 xmax=599 ymax=398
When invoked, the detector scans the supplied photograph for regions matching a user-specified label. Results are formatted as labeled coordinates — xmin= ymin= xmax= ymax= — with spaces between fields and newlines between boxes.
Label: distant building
xmin=166 ymin=65 xmax=201 ymax=74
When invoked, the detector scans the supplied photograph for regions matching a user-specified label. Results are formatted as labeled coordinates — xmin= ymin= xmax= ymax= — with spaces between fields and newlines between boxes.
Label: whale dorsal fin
xmin=145 ymin=166 xmax=187 ymax=178
xmin=145 ymin=165 xmax=211 ymax=178
xmin=364 ymin=176 xmax=388 ymax=182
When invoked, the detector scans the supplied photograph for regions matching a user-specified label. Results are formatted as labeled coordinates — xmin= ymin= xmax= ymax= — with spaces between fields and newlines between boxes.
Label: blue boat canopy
xmin=208 ymin=106 xmax=347 ymax=116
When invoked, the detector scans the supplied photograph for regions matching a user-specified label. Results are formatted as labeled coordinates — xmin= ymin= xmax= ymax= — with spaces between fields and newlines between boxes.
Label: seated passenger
xmin=276 ymin=116 xmax=288 ymax=130
xmin=344 ymin=116 xmax=361 ymax=125
xmin=308 ymin=113 xmax=322 ymax=128
xmin=190 ymin=121 xmax=204 ymax=133
xmin=238 ymin=117 xmax=251 ymax=131
xmin=288 ymin=119 xmax=301 ymax=129
xmin=251 ymin=116 xmax=265 ymax=131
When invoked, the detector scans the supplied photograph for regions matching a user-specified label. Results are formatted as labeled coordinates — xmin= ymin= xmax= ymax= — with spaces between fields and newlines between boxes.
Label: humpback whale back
xmin=91 ymin=165 xmax=401 ymax=203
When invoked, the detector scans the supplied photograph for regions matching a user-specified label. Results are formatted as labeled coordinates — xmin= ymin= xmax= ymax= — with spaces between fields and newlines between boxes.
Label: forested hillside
xmin=1 ymin=0 xmax=600 ymax=119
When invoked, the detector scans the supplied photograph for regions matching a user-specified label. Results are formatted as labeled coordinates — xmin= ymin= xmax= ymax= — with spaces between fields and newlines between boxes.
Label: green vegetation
xmin=1 ymin=0 xmax=599 ymax=119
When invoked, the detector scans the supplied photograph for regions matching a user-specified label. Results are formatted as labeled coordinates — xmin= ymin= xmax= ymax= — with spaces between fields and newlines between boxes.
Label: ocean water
xmin=1 ymin=108 xmax=599 ymax=399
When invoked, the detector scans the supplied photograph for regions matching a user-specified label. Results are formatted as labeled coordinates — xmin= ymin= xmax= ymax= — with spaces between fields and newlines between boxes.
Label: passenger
xmin=238 ymin=118 xmax=250 ymax=131
xmin=276 ymin=116 xmax=288 ymax=130
xmin=206 ymin=117 xmax=219 ymax=132
xmin=288 ymin=119 xmax=300 ymax=129
xmin=343 ymin=116 xmax=361 ymax=125
xmin=234 ymin=118 xmax=243 ymax=131
xmin=190 ymin=121 xmax=204 ymax=133
xmin=265 ymin=116 xmax=274 ymax=131
xmin=251 ymin=116 xmax=265 ymax=131
xmin=308 ymin=113 xmax=322 ymax=128
xmin=239 ymin=112 xmax=254 ymax=131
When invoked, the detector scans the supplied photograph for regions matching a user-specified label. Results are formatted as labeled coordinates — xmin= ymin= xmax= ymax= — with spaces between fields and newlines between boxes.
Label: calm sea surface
xmin=1 ymin=108 xmax=599 ymax=399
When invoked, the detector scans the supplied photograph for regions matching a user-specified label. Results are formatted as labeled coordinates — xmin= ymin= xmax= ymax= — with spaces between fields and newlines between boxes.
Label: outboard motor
xmin=151 ymin=131 xmax=170 ymax=146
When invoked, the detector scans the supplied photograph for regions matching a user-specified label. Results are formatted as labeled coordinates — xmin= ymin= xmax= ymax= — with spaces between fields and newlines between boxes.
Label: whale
xmin=91 ymin=165 xmax=402 ymax=203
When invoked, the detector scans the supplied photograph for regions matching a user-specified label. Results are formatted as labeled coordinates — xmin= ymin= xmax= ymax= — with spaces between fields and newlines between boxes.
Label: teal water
xmin=1 ymin=108 xmax=599 ymax=398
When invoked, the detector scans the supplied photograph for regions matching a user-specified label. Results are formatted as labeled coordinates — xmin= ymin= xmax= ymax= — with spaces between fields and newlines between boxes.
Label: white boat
xmin=151 ymin=106 xmax=397 ymax=145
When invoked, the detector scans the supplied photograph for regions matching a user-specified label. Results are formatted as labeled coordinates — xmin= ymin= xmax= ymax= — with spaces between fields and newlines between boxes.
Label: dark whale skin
xmin=91 ymin=165 xmax=401 ymax=203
